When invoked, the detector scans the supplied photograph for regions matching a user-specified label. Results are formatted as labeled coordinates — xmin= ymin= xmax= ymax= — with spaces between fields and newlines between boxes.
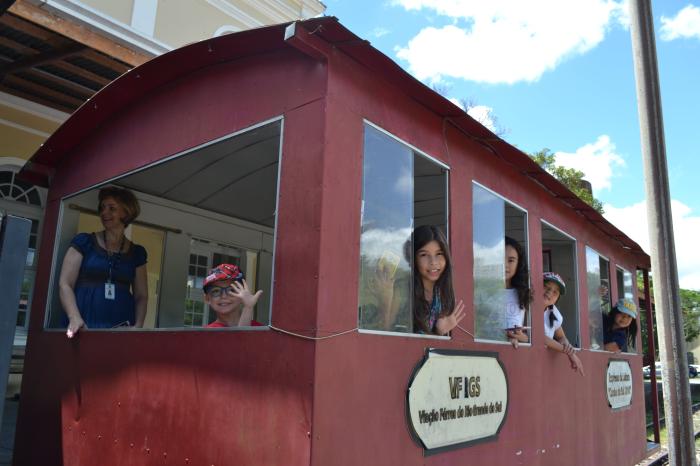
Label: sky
xmin=325 ymin=0 xmax=700 ymax=291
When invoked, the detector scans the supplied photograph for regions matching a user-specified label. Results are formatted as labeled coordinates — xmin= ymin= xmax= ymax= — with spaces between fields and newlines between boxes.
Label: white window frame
xmin=358 ymin=120 xmax=450 ymax=340
xmin=471 ymin=180 xmax=531 ymax=346
xmin=540 ymin=219 xmax=581 ymax=348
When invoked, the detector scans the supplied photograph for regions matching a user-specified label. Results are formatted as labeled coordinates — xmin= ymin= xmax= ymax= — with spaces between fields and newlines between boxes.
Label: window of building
xmin=45 ymin=119 xmax=281 ymax=331
xmin=472 ymin=183 xmax=530 ymax=343
xmin=586 ymin=247 xmax=611 ymax=350
xmin=0 ymin=168 xmax=45 ymax=338
xmin=358 ymin=122 xmax=448 ymax=334
xmin=541 ymin=222 xmax=580 ymax=346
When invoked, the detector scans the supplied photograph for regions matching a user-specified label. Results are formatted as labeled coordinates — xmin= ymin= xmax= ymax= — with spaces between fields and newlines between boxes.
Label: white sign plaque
xmin=606 ymin=359 xmax=633 ymax=409
xmin=407 ymin=349 xmax=508 ymax=454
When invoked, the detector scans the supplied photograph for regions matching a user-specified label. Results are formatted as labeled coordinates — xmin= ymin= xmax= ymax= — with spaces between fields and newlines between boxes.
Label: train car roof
xmin=18 ymin=16 xmax=650 ymax=266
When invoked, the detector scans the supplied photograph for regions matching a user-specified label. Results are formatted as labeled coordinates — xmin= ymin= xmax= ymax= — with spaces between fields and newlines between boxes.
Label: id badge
xmin=105 ymin=282 xmax=116 ymax=300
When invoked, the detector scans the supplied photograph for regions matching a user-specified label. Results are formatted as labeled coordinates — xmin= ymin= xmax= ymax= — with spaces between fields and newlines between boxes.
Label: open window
xmin=45 ymin=119 xmax=281 ymax=330
xmin=541 ymin=222 xmax=579 ymax=346
xmin=358 ymin=122 xmax=448 ymax=334
xmin=586 ymin=247 xmax=611 ymax=349
xmin=616 ymin=267 xmax=634 ymax=301
xmin=473 ymin=183 xmax=530 ymax=343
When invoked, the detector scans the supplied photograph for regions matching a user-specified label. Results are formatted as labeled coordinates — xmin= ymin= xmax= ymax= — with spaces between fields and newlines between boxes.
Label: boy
xmin=202 ymin=263 xmax=263 ymax=327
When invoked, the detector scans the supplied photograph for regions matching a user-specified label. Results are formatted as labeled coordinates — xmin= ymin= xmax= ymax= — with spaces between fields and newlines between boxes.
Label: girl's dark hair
xmin=408 ymin=225 xmax=455 ymax=334
xmin=505 ymin=236 xmax=532 ymax=310
xmin=605 ymin=307 xmax=638 ymax=350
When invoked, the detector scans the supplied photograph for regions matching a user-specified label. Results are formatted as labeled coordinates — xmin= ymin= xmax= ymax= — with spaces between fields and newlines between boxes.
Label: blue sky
xmin=325 ymin=0 xmax=700 ymax=290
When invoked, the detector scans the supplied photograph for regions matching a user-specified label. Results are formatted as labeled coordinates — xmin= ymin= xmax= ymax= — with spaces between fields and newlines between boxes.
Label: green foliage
xmin=680 ymin=288 xmax=700 ymax=343
xmin=530 ymin=149 xmax=605 ymax=214
xmin=637 ymin=272 xmax=700 ymax=360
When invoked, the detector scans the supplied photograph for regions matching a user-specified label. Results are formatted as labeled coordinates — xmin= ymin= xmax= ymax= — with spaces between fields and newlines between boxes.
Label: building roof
xmin=0 ymin=5 xmax=148 ymax=113
xmin=18 ymin=16 xmax=650 ymax=265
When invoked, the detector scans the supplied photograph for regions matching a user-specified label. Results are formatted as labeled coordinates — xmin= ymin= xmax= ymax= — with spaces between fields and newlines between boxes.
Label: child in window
xmin=504 ymin=236 xmax=532 ymax=347
xmin=202 ymin=263 xmax=263 ymax=328
xmin=411 ymin=225 xmax=465 ymax=335
xmin=603 ymin=298 xmax=638 ymax=352
xmin=543 ymin=272 xmax=585 ymax=376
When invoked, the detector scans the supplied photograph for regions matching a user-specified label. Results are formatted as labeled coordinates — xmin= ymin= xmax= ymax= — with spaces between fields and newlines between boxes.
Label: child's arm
xmin=546 ymin=329 xmax=585 ymax=376
xmin=233 ymin=279 xmax=263 ymax=326
xmin=552 ymin=327 xmax=575 ymax=355
xmin=507 ymin=328 xmax=529 ymax=348
xmin=604 ymin=341 xmax=622 ymax=352
xmin=435 ymin=300 xmax=466 ymax=336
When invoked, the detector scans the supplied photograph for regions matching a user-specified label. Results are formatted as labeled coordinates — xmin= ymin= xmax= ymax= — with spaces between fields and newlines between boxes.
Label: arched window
xmin=0 ymin=170 xmax=43 ymax=207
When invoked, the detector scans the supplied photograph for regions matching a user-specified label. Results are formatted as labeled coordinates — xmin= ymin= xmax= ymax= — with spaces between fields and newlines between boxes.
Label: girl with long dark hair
xmin=504 ymin=236 xmax=532 ymax=347
xmin=410 ymin=225 xmax=465 ymax=335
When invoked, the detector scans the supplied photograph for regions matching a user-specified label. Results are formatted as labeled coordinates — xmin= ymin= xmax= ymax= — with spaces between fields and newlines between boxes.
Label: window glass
xmin=586 ymin=247 xmax=611 ymax=349
xmin=358 ymin=124 xmax=447 ymax=333
xmin=46 ymin=120 xmax=281 ymax=330
xmin=473 ymin=184 xmax=529 ymax=343
xmin=541 ymin=222 xmax=580 ymax=346
xmin=616 ymin=267 xmax=634 ymax=301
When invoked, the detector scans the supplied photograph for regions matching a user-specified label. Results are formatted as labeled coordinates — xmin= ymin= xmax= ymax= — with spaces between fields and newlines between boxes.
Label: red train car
xmin=16 ymin=17 xmax=653 ymax=466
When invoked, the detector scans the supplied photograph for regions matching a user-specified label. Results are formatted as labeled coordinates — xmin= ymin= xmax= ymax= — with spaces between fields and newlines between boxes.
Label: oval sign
xmin=606 ymin=359 xmax=633 ymax=409
xmin=406 ymin=349 xmax=508 ymax=455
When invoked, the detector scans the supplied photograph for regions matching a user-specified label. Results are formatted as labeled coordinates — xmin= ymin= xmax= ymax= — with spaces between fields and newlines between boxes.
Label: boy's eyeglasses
xmin=208 ymin=286 xmax=236 ymax=298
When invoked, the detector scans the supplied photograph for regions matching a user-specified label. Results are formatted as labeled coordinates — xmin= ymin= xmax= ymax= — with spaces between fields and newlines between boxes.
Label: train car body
xmin=15 ymin=17 xmax=653 ymax=466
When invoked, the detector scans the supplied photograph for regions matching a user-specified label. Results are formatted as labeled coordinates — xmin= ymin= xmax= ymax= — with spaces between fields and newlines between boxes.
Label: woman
xmin=603 ymin=298 xmax=638 ymax=352
xmin=59 ymin=186 xmax=148 ymax=337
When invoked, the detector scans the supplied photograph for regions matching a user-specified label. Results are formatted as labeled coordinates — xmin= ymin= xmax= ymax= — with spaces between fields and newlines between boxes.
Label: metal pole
xmin=628 ymin=1 xmax=696 ymax=464
xmin=0 ymin=215 xmax=31 ymax=431
xmin=642 ymin=268 xmax=660 ymax=444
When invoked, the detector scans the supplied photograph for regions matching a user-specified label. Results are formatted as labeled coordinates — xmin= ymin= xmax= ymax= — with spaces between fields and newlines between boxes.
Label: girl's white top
xmin=544 ymin=305 xmax=563 ymax=339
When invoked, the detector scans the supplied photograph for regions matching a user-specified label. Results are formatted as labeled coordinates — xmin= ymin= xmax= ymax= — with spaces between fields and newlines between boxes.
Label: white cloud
xmin=466 ymin=105 xmax=497 ymax=132
xmin=448 ymin=97 xmax=464 ymax=109
xmin=394 ymin=0 xmax=626 ymax=84
xmin=660 ymin=5 xmax=700 ymax=41
xmin=604 ymin=200 xmax=700 ymax=290
xmin=553 ymin=135 xmax=626 ymax=193
xmin=371 ymin=27 xmax=390 ymax=38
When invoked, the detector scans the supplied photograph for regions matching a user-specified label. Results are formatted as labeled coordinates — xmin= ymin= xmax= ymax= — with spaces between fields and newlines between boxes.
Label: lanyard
xmin=103 ymin=231 xmax=125 ymax=283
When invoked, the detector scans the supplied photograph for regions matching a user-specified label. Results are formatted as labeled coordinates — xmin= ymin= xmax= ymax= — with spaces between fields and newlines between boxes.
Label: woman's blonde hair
xmin=98 ymin=186 xmax=140 ymax=226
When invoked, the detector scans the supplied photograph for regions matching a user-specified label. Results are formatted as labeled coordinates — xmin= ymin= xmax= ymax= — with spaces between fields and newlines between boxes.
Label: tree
xmin=530 ymin=148 xmax=605 ymax=214
xmin=637 ymin=272 xmax=700 ymax=361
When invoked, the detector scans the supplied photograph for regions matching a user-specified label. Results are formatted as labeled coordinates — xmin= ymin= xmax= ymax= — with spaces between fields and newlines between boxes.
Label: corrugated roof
xmin=17 ymin=16 xmax=649 ymax=266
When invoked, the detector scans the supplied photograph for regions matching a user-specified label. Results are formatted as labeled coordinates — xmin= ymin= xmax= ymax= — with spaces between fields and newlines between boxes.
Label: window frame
xmin=43 ymin=116 xmax=284 ymax=332
xmin=471 ymin=180 xmax=531 ymax=346
xmin=357 ymin=120 xmax=450 ymax=339
xmin=540 ymin=219 xmax=581 ymax=348
xmin=584 ymin=245 xmax=611 ymax=352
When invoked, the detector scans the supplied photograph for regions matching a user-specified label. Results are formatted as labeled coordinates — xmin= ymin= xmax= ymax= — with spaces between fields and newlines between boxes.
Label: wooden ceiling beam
xmin=0 ymin=42 xmax=84 ymax=75
xmin=15 ymin=65 xmax=95 ymax=97
xmin=0 ymin=83 xmax=74 ymax=112
xmin=80 ymin=49 xmax=130 ymax=75
xmin=3 ymin=73 xmax=83 ymax=108
xmin=8 ymin=0 xmax=150 ymax=67
xmin=0 ymin=35 xmax=41 ymax=56
xmin=45 ymin=59 xmax=110 ymax=87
